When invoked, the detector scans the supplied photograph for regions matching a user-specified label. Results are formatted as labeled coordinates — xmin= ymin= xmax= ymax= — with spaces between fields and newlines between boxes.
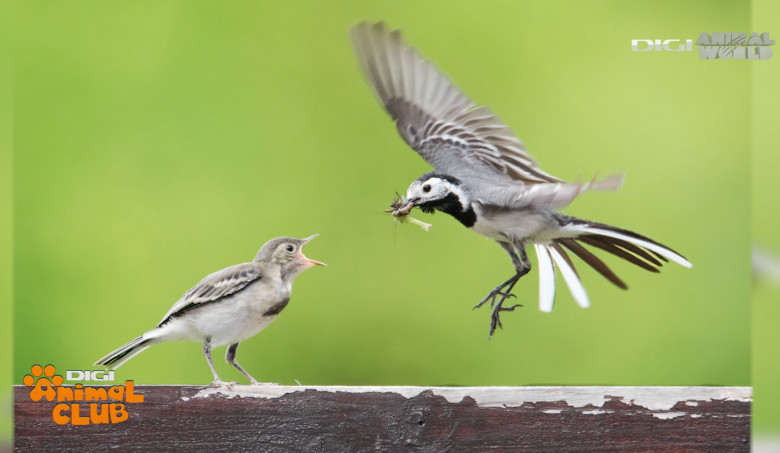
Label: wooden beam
xmin=15 ymin=385 xmax=751 ymax=451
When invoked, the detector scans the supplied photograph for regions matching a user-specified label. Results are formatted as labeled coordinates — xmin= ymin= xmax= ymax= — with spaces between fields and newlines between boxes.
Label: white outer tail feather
xmin=549 ymin=246 xmax=590 ymax=309
xmin=534 ymin=244 xmax=556 ymax=312
xmin=580 ymin=227 xmax=692 ymax=268
xmin=534 ymin=225 xmax=689 ymax=312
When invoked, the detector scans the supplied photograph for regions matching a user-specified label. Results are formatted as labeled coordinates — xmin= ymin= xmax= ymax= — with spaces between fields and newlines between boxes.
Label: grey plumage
xmin=95 ymin=235 xmax=325 ymax=384
xmin=158 ymin=263 xmax=262 ymax=326
xmin=351 ymin=22 xmax=691 ymax=336
xmin=351 ymin=21 xmax=560 ymax=186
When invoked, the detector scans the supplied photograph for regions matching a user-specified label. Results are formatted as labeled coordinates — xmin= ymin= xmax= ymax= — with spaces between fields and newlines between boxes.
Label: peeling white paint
xmin=652 ymin=412 xmax=686 ymax=420
xmin=583 ymin=409 xmax=614 ymax=415
xmin=542 ymin=409 xmax=562 ymax=414
xmin=188 ymin=386 xmax=751 ymax=414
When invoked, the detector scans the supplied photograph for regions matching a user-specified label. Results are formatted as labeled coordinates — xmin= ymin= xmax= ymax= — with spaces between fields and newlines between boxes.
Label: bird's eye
xmin=285 ymin=245 xmax=294 ymax=252
xmin=422 ymin=184 xmax=431 ymax=193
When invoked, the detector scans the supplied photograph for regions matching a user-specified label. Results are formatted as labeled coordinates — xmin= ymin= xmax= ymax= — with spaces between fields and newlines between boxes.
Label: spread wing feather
xmin=351 ymin=21 xmax=562 ymax=185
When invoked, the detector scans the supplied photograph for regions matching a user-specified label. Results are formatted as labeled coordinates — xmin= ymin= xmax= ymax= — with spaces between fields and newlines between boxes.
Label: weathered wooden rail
xmin=15 ymin=385 xmax=751 ymax=452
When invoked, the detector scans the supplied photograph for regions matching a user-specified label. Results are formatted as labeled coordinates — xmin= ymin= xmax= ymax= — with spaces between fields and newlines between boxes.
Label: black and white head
xmin=397 ymin=172 xmax=471 ymax=216
xmin=254 ymin=235 xmax=326 ymax=273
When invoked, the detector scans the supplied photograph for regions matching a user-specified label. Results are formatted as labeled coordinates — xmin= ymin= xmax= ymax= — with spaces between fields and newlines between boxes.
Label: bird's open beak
xmin=300 ymin=234 xmax=326 ymax=267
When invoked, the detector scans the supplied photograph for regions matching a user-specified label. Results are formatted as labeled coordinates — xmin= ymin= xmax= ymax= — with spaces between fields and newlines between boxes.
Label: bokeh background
xmin=751 ymin=0 xmax=780 ymax=446
xmin=10 ymin=0 xmax=773 ymax=443
xmin=2 ymin=0 xmax=11 ymax=445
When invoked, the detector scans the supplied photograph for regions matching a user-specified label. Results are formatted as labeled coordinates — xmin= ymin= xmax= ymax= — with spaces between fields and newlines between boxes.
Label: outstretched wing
xmin=478 ymin=174 xmax=624 ymax=210
xmin=158 ymin=262 xmax=261 ymax=326
xmin=351 ymin=21 xmax=561 ymax=185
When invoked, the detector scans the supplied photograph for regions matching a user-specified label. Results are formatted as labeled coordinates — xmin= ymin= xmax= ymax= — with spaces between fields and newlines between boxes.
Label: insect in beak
xmin=385 ymin=195 xmax=431 ymax=231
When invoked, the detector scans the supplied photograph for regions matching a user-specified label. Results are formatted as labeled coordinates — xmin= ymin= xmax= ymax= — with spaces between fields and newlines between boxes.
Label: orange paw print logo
xmin=23 ymin=364 xmax=63 ymax=402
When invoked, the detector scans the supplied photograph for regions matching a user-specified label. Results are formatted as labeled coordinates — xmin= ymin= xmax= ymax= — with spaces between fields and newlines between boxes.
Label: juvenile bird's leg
xmin=473 ymin=241 xmax=531 ymax=337
xmin=203 ymin=339 xmax=225 ymax=387
xmin=226 ymin=343 xmax=258 ymax=385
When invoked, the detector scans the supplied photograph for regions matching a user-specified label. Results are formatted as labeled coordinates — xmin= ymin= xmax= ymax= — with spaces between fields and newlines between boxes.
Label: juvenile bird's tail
xmin=94 ymin=334 xmax=160 ymax=370
xmin=533 ymin=220 xmax=692 ymax=312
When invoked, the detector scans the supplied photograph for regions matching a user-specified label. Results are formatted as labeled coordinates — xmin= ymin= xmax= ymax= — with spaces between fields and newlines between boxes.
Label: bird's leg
xmin=473 ymin=241 xmax=531 ymax=337
xmin=203 ymin=339 xmax=225 ymax=387
xmin=226 ymin=343 xmax=258 ymax=385
xmin=473 ymin=273 xmax=520 ymax=310
xmin=488 ymin=275 xmax=523 ymax=335
xmin=473 ymin=241 xmax=528 ymax=309
xmin=477 ymin=273 xmax=526 ymax=337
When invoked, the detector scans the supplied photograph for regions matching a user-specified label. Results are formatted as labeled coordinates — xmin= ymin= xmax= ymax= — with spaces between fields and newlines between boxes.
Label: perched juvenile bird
xmin=351 ymin=22 xmax=691 ymax=336
xmin=95 ymin=235 xmax=325 ymax=385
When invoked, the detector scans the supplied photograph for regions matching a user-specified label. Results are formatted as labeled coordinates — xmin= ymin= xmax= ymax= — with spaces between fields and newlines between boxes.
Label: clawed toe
xmin=487 ymin=297 xmax=523 ymax=338
xmin=490 ymin=292 xmax=516 ymax=307
xmin=499 ymin=303 xmax=522 ymax=312
xmin=474 ymin=289 xmax=516 ymax=310
xmin=488 ymin=302 xmax=523 ymax=337
xmin=489 ymin=315 xmax=502 ymax=337
xmin=474 ymin=273 xmax=526 ymax=337
xmin=473 ymin=296 xmax=492 ymax=310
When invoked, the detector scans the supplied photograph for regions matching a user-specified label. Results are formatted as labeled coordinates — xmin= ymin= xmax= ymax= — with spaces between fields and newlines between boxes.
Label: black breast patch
xmin=263 ymin=298 xmax=290 ymax=317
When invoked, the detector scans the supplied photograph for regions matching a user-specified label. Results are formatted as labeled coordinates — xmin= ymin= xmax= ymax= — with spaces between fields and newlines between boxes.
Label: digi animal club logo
xmin=23 ymin=364 xmax=144 ymax=425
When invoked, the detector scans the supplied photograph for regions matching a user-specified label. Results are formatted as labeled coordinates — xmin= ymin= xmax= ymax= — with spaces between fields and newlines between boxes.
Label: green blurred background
xmin=751 ymin=0 xmax=780 ymax=441
xmin=10 ymin=0 xmax=773 ymax=442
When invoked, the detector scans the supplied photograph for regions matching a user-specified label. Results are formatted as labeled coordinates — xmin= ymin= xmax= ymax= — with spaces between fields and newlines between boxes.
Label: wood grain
xmin=14 ymin=385 xmax=751 ymax=452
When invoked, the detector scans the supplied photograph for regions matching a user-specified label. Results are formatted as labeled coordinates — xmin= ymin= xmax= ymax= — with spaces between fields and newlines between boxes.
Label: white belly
xmin=470 ymin=205 xmax=553 ymax=243
xmin=155 ymin=284 xmax=289 ymax=346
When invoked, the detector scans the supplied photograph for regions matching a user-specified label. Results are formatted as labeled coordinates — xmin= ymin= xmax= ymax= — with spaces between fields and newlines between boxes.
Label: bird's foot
xmin=209 ymin=380 xmax=238 ymax=388
xmin=474 ymin=287 xmax=516 ymax=310
xmin=488 ymin=300 xmax=523 ymax=338
xmin=473 ymin=274 xmax=523 ymax=337
xmin=491 ymin=292 xmax=516 ymax=308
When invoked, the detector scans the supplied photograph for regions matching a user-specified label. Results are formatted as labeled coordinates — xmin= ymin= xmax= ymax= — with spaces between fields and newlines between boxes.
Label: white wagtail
xmin=95 ymin=236 xmax=325 ymax=384
xmin=351 ymin=22 xmax=692 ymax=336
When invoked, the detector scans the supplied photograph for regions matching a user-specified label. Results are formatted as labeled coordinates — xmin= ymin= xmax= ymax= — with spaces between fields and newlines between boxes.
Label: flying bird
xmin=95 ymin=236 xmax=325 ymax=385
xmin=351 ymin=21 xmax=691 ymax=336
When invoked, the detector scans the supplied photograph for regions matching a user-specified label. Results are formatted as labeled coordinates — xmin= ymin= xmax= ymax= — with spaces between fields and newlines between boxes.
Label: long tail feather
xmin=578 ymin=236 xmax=661 ymax=273
xmin=94 ymin=335 xmax=156 ymax=370
xmin=531 ymin=221 xmax=689 ymax=311
xmin=599 ymin=235 xmax=668 ymax=264
xmin=549 ymin=244 xmax=590 ymax=308
xmin=557 ymin=238 xmax=627 ymax=289
xmin=534 ymin=244 xmax=556 ymax=312
xmin=559 ymin=221 xmax=689 ymax=290
xmin=579 ymin=224 xmax=692 ymax=268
